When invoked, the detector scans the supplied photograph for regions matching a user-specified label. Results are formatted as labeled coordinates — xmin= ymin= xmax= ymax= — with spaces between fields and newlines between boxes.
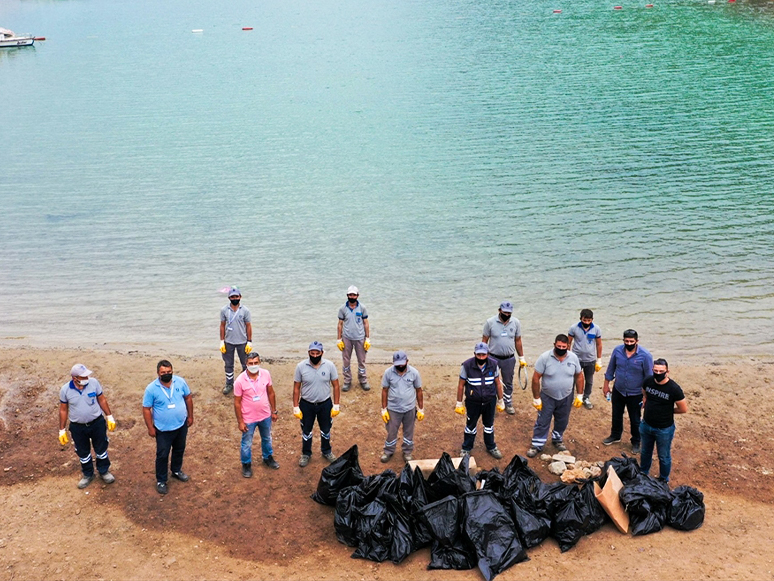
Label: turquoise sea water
xmin=1 ymin=0 xmax=773 ymax=361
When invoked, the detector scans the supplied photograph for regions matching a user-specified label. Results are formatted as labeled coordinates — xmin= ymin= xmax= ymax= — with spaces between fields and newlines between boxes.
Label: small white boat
xmin=0 ymin=28 xmax=36 ymax=48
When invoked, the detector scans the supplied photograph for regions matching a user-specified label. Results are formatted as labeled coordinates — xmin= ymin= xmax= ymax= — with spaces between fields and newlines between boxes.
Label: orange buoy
xmin=242 ymin=27 xmax=253 ymax=30
xmin=553 ymin=9 xmax=562 ymax=13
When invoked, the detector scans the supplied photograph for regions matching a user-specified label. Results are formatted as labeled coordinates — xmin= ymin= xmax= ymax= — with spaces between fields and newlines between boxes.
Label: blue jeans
xmin=639 ymin=420 xmax=675 ymax=481
xmin=240 ymin=418 xmax=273 ymax=463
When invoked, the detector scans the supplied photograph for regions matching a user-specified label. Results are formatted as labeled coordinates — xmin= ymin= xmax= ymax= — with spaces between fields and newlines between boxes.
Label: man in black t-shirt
xmin=640 ymin=358 xmax=688 ymax=482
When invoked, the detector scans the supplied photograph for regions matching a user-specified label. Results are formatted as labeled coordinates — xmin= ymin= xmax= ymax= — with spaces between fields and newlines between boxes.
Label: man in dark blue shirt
xmin=602 ymin=329 xmax=653 ymax=454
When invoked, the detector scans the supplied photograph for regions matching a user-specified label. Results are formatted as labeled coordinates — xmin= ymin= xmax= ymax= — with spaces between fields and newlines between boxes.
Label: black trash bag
xmin=620 ymin=473 xmax=672 ymax=536
xmin=578 ymin=479 xmax=608 ymax=535
xmin=426 ymin=452 xmax=475 ymax=502
xmin=602 ymin=454 xmax=641 ymax=486
xmin=384 ymin=492 xmax=414 ymax=564
xmin=509 ymin=498 xmax=551 ymax=549
xmin=668 ymin=486 xmax=705 ymax=531
xmin=418 ymin=495 xmax=477 ymax=570
xmin=351 ymin=497 xmax=392 ymax=562
xmin=406 ymin=466 xmax=433 ymax=550
xmin=311 ymin=444 xmax=365 ymax=506
xmin=334 ymin=484 xmax=364 ymax=547
xmin=502 ymin=454 xmax=543 ymax=499
xmin=462 ymin=491 xmax=528 ymax=581
xmin=476 ymin=467 xmax=506 ymax=496
xmin=546 ymin=484 xmax=590 ymax=552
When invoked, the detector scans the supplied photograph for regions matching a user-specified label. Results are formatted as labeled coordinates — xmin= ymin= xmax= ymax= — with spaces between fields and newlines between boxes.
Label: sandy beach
xmin=1 ymin=345 xmax=773 ymax=580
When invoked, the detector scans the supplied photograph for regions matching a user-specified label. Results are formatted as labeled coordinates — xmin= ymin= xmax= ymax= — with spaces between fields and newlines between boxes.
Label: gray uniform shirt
xmin=482 ymin=315 xmax=522 ymax=357
xmin=221 ymin=304 xmax=251 ymax=344
xmin=534 ymin=350 xmax=581 ymax=400
xmin=294 ymin=358 xmax=339 ymax=403
xmin=59 ymin=378 xmax=104 ymax=424
xmin=568 ymin=322 xmax=602 ymax=363
xmin=381 ymin=365 xmax=422 ymax=413
xmin=338 ymin=301 xmax=368 ymax=341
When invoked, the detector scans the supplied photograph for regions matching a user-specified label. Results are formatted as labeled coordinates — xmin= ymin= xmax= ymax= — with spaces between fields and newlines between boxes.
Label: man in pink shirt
xmin=234 ymin=352 xmax=279 ymax=476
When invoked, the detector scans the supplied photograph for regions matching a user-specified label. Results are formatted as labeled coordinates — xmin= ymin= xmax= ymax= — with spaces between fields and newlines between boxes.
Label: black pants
xmin=299 ymin=398 xmax=332 ymax=456
xmin=69 ymin=415 xmax=110 ymax=477
xmin=611 ymin=388 xmax=642 ymax=445
xmin=580 ymin=361 xmax=596 ymax=400
xmin=462 ymin=398 xmax=497 ymax=452
xmin=155 ymin=424 xmax=188 ymax=483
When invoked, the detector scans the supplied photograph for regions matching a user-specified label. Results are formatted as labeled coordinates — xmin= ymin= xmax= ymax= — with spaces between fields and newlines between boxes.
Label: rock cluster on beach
xmin=538 ymin=451 xmax=604 ymax=483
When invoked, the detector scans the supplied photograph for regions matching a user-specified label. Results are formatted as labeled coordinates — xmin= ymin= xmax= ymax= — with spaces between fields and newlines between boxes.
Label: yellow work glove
xmin=219 ymin=340 xmax=227 ymax=354
xmin=364 ymin=338 xmax=371 ymax=351
xmin=58 ymin=429 xmax=69 ymax=446
xmin=595 ymin=358 xmax=603 ymax=372
xmin=573 ymin=394 xmax=584 ymax=408
xmin=455 ymin=401 xmax=465 ymax=415
xmin=331 ymin=404 xmax=340 ymax=418
xmin=337 ymin=340 xmax=345 ymax=351
xmin=496 ymin=399 xmax=505 ymax=413
xmin=532 ymin=398 xmax=543 ymax=411
xmin=381 ymin=408 xmax=390 ymax=424
xmin=245 ymin=342 xmax=252 ymax=354
xmin=293 ymin=406 xmax=303 ymax=420
xmin=519 ymin=356 xmax=527 ymax=368
xmin=106 ymin=415 xmax=116 ymax=431
xmin=416 ymin=408 xmax=425 ymax=421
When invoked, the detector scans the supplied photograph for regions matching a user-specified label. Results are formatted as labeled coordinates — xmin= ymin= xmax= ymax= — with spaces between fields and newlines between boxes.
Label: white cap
xmin=347 ymin=285 xmax=359 ymax=295
xmin=70 ymin=363 xmax=93 ymax=377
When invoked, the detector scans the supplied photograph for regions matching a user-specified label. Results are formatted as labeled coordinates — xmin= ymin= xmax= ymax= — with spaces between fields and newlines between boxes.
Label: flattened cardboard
xmin=594 ymin=465 xmax=630 ymax=534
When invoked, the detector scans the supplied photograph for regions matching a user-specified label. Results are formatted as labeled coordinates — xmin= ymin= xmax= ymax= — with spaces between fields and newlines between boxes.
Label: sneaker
xmin=631 ymin=442 xmax=641 ymax=454
xmin=505 ymin=405 xmax=516 ymax=415
xmin=602 ymin=436 xmax=621 ymax=446
xmin=403 ymin=454 xmax=413 ymax=462
xmin=488 ymin=447 xmax=503 ymax=460
xmin=360 ymin=382 xmax=371 ymax=391
xmin=342 ymin=383 xmax=351 ymax=392
xmin=222 ymin=382 xmax=234 ymax=395
xmin=553 ymin=442 xmax=568 ymax=452
xmin=242 ymin=463 xmax=253 ymax=478
xmin=460 ymin=449 xmax=471 ymax=458
xmin=77 ymin=475 xmax=94 ymax=489
xmin=171 ymin=471 xmax=190 ymax=482
xmin=156 ymin=482 xmax=168 ymax=495
xmin=298 ymin=454 xmax=311 ymax=467
xmin=322 ymin=451 xmax=337 ymax=463
xmin=100 ymin=471 xmax=115 ymax=484
xmin=380 ymin=453 xmax=392 ymax=463
xmin=583 ymin=400 xmax=594 ymax=410
xmin=526 ymin=447 xmax=541 ymax=458
xmin=263 ymin=456 xmax=280 ymax=470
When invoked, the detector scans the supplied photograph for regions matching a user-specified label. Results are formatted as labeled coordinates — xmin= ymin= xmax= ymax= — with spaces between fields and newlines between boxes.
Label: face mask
xmin=309 ymin=355 xmax=322 ymax=365
xmin=230 ymin=298 xmax=240 ymax=306
xmin=77 ymin=378 xmax=89 ymax=387
xmin=476 ymin=357 xmax=488 ymax=366
xmin=247 ymin=365 xmax=260 ymax=374
xmin=624 ymin=343 xmax=637 ymax=352
xmin=499 ymin=313 xmax=511 ymax=322
xmin=395 ymin=365 xmax=407 ymax=373
xmin=653 ymin=372 xmax=667 ymax=382
xmin=159 ymin=373 xmax=173 ymax=383
xmin=581 ymin=322 xmax=591 ymax=330
xmin=347 ymin=296 xmax=357 ymax=303
xmin=554 ymin=348 xmax=567 ymax=357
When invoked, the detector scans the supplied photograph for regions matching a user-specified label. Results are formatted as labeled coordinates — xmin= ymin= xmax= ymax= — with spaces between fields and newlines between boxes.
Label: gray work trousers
xmin=383 ymin=409 xmax=416 ymax=455
xmin=342 ymin=338 xmax=367 ymax=384
xmin=531 ymin=392 xmax=574 ymax=449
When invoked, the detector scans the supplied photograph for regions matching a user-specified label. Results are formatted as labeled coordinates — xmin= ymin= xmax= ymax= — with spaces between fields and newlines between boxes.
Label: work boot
xmin=322 ymin=451 xmax=337 ymax=463
xmin=360 ymin=381 xmax=371 ymax=391
xmin=171 ymin=471 xmax=190 ymax=482
xmin=342 ymin=383 xmax=351 ymax=392
xmin=156 ymin=482 xmax=168 ymax=495
xmin=505 ymin=404 xmax=516 ymax=415
xmin=100 ymin=471 xmax=115 ymax=484
xmin=460 ymin=449 xmax=471 ymax=458
xmin=553 ymin=441 xmax=568 ymax=452
xmin=222 ymin=382 xmax=234 ymax=395
xmin=602 ymin=436 xmax=621 ymax=446
xmin=631 ymin=442 xmax=641 ymax=454
xmin=488 ymin=447 xmax=503 ymax=460
xmin=263 ymin=456 xmax=280 ymax=470
xmin=242 ymin=463 xmax=253 ymax=478
xmin=380 ymin=453 xmax=391 ymax=463
xmin=583 ymin=399 xmax=594 ymax=410
xmin=77 ymin=475 xmax=94 ymax=489
xmin=403 ymin=453 xmax=413 ymax=462
xmin=526 ymin=447 xmax=541 ymax=458
xmin=299 ymin=454 xmax=311 ymax=467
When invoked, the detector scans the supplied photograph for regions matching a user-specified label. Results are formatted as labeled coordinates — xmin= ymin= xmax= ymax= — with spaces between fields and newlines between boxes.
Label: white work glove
xmin=381 ymin=408 xmax=390 ymax=423
xmin=573 ymin=394 xmax=584 ymax=408
xmin=58 ymin=429 xmax=69 ymax=446
xmin=293 ymin=406 xmax=303 ymax=420
xmin=331 ymin=404 xmax=340 ymax=418
xmin=454 ymin=401 xmax=465 ymax=415
xmin=219 ymin=340 xmax=227 ymax=354
xmin=519 ymin=356 xmax=527 ymax=368
xmin=532 ymin=398 xmax=543 ymax=411
xmin=496 ymin=399 xmax=505 ymax=412
xmin=595 ymin=358 xmax=603 ymax=372
xmin=244 ymin=342 xmax=253 ymax=354
xmin=106 ymin=415 xmax=116 ymax=431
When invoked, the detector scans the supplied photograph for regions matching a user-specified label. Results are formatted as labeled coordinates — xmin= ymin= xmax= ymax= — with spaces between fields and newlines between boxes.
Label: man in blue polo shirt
xmin=58 ymin=363 xmax=117 ymax=489
xmin=142 ymin=360 xmax=195 ymax=495
xmin=603 ymin=329 xmax=653 ymax=454
xmin=567 ymin=308 xmax=603 ymax=410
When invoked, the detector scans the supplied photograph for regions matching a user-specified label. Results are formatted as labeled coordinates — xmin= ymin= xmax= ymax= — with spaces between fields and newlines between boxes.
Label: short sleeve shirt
xmin=381 ymin=365 xmax=422 ymax=413
xmin=483 ymin=315 xmax=521 ymax=357
xmin=534 ymin=350 xmax=581 ymax=400
xmin=643 ymin=377 xmax=685 ymax=429
xmin=294 ymin=358 xmax=339 ymax=403
xmin=59 ymin=378 xmax=104 ymax=423
xmin=142 ymin=376 xmax=191 ymax=431
xmin=221 ymin=304 xmax=251 ymax=344
xmin=568 ymin=322 xmax=602 ymax=363
xmin=338 ymin=301 xmax=368 ymax=341
xmin=234 ymin=369 xmax=273 ymax=423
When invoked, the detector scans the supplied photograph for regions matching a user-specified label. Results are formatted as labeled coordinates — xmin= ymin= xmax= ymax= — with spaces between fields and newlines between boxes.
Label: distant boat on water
xmin=0 ymin=27 xmax=36 ymax=48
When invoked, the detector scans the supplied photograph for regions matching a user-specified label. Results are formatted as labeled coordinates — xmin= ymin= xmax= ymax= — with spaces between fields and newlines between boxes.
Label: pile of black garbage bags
xmin=312 ymin=446 xmax=705 ymax=581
